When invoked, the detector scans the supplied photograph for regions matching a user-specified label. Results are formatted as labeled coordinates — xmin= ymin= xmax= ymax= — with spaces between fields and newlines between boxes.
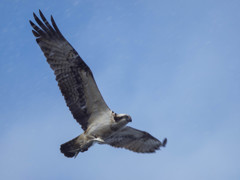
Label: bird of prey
xmin=30 ymin=10 xmax=167 ymax=158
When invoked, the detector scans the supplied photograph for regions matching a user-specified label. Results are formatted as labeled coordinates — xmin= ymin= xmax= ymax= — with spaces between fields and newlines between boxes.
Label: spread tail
xmin=60 ymin=136 xmax=80 ymax=158
xmin=60 ymin=134 xmax=93 ymax=158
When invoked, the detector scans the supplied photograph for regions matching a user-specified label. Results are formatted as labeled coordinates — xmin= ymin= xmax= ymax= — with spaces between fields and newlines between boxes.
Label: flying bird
xmin=30 ymin=10 xmax=167 ymax=158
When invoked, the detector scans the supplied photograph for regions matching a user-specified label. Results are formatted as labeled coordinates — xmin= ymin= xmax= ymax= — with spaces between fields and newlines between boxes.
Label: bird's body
xmin=30 ymin=10 xmax=167 ymax=158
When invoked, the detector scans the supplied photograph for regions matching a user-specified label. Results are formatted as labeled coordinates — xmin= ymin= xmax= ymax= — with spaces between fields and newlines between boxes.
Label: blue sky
xmin=1 ymin=0 xmax=240 ymax=179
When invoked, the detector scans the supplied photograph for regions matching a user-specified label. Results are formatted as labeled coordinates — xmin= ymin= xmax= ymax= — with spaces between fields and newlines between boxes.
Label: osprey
xmin=30 ymin=10 xmax=167 ymax=158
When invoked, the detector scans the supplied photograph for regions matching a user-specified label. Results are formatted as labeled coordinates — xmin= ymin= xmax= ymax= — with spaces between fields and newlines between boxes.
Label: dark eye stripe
xmin=114 ymin=116 xmax=122 ymax=122
xmin=114 ymin=115 xmax=128 ymax=122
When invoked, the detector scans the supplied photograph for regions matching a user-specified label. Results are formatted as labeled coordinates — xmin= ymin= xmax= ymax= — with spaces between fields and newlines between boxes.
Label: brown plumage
xmin=30 ymin=10 xmax=167 ymax=158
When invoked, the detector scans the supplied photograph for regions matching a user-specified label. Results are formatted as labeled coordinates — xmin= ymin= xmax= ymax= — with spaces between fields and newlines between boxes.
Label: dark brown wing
xmin=30 ymin=10 xmax=109 ymax=130
xmin=105 ymin=126 xmax=167 ymax=153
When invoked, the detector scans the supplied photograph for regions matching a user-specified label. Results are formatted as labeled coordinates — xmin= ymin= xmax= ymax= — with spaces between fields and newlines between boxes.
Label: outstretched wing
xmin=105 ymin=126 xmax=167 ymax=153
xmin=30 ymin=10 xmax=109 ymax=130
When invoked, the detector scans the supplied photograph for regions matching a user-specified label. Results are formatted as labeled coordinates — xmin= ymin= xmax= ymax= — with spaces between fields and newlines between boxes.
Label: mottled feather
xmin=30 ymin=10 xmax=109 ymax=130
xmin=105 ymin=126 xmax=167 ymax=153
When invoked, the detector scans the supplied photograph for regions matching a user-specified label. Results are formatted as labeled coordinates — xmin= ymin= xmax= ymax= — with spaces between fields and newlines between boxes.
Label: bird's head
xmin=113 ymin=113 xmax=132 ymax=123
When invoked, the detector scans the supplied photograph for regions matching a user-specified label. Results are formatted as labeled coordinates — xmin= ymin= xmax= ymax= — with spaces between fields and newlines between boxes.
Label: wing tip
xmin=32 ymin=30 xmax=40 ymax=37
xmin=162 ymin=138 xmax=167 ymax=147
xmin=33 ymin=12 xmax=37 ymax=18
xmin=39 ymin=9 xmax=43 ymax=15
xmin=29 ymin=20 xmax=34 ymax=27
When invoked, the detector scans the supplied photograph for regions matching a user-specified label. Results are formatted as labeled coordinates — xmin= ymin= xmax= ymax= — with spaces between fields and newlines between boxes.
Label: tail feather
xmin=60 ymin=136 xmax=80 ymax=158
xmin=60 ymin=135 xmax=93 ymax=158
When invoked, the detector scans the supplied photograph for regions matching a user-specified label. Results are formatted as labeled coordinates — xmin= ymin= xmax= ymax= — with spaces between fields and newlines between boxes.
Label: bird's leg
xmin=94 ymin=137 xmax=104 ymax=143
xmin=90 ymin=134 xmax=105 ymax=143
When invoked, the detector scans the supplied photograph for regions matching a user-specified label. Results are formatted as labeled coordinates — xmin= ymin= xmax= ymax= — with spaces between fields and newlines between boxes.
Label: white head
xmin=113 ymin=113 xmax=132 ymax=123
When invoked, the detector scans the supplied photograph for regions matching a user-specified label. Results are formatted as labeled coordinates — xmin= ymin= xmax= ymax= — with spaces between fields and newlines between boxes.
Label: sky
xmin=0 ymin=0 xmax=240 ymax=179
